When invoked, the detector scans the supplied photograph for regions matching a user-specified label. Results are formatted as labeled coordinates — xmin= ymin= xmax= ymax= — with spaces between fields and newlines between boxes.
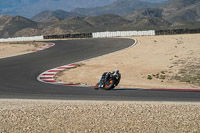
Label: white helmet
xmin=114 ymin=69 xmax=119 ymax=75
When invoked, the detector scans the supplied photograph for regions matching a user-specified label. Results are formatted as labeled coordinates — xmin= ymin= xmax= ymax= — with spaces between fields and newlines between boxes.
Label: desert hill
xmin=160 ymin=0 xmax=200 ymax=22
xmin=126 ymin=0 xmax=200 ymax=23
xmin=0 ymin=15 xmax=37 ymax=38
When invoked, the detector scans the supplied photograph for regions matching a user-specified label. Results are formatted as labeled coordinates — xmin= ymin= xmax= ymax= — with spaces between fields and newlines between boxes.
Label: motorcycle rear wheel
xmin=104 ymin=80 xmax=115 ymax=90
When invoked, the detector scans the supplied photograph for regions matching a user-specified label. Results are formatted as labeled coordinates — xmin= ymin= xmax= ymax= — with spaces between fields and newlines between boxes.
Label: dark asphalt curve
xmin=0 ymin=38 xmax=200 ymax=101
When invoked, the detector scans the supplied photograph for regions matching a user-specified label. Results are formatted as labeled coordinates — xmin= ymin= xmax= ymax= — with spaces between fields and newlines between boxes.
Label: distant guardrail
xmin=0 ymin=36 xmax=43 ymax=42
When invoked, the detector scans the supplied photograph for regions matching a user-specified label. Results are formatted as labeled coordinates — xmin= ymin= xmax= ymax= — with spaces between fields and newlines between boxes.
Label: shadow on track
xmin=114 ymin=88 xmax=200 ymax=92
xmin=113 ymin=88 xmax=141 ymax=91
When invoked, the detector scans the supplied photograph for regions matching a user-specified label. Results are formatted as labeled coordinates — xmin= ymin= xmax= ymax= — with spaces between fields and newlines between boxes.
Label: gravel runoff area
xmin=0 ymin=99 xmax=200 ymax=133
xmin=0 ymin=42 xmax=49 ymax=59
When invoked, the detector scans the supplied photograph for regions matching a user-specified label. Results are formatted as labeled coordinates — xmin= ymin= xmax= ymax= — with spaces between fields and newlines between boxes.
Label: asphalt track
xmin=0 ymin=38 xmax=200 ymax=101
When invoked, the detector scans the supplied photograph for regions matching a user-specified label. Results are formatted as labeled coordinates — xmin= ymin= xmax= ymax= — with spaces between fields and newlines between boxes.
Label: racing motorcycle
xmin=94 ymin=72 xmax=121 ymax=90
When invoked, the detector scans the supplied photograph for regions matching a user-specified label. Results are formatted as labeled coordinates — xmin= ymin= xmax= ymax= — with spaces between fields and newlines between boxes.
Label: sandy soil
xmin=0 ymin=42 xmax=48 ymax=59
xmin=56 ymin=34 xmax=200 ymax=89
xmin=0 ymin=99 xmax=200 ymax=133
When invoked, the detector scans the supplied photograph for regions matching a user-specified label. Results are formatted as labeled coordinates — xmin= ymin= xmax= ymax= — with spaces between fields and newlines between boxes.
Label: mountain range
xmin=0 ymin=0 xmax=168 ymax=18
xmin=31 ymin=0 xmax=161 ymax=22
xmin=0 ymin=0 xmax=200 ymax=38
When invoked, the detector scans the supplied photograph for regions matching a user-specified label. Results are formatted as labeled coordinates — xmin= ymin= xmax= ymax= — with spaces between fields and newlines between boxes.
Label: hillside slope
xmin=124 ymin=0 xmax=200 ymax=29
xmin=0 ymin=15 xmax=37 ymax=38
xmin=160 ymin=0 xmax=200 ymax=22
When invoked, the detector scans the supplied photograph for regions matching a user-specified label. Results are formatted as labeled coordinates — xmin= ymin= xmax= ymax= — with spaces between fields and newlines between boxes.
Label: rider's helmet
xmin=114 ymin=69 xmax=119 ymax=75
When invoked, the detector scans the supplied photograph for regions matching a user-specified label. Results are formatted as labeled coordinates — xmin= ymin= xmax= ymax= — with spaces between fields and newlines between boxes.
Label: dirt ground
xmin=56 ymin=34 xmax=200 ymax=89
xmin=0 ymin=99 xmax=200 ymax=133
xmin=0 ymin=42 xmax=48 ymax=59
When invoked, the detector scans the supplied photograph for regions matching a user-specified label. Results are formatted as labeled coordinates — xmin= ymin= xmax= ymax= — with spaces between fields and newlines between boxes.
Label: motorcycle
xmin=94 ymin=72 xmax=121 ymax=90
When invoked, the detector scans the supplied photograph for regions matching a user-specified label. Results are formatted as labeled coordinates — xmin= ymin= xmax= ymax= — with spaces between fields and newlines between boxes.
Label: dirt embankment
xmin=56 ymin=34 xmax=200 ymax=89
xmin=0 ymin=42 xmax=48 ymax=59
xmin=1 ymin=100 xmax=200 ymax=133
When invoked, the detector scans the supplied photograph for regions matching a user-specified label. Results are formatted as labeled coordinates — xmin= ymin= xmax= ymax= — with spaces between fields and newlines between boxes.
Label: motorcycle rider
xmin=97 ymin=69 xmax=121 ymax=89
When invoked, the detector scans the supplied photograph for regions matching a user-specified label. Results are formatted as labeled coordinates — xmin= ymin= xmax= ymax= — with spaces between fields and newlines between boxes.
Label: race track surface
xmin=0 ymin=38 xmax=200 ymax=101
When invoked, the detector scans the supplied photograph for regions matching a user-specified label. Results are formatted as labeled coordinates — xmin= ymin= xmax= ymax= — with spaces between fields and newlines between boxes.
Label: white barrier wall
xmin=92 ymin=30 xmax=155 ymax=38
xmin=0 ymin=36 xmax=44 ymax=42
xmin=0 ymin=30 xmax=156 ymax=42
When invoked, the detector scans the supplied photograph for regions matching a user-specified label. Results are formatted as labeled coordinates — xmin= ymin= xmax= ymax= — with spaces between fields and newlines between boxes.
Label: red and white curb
xmin=33 ymin=43 xmax=55 ymax=51
xmin=37 ymin=64 xmax=90 ymax=87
